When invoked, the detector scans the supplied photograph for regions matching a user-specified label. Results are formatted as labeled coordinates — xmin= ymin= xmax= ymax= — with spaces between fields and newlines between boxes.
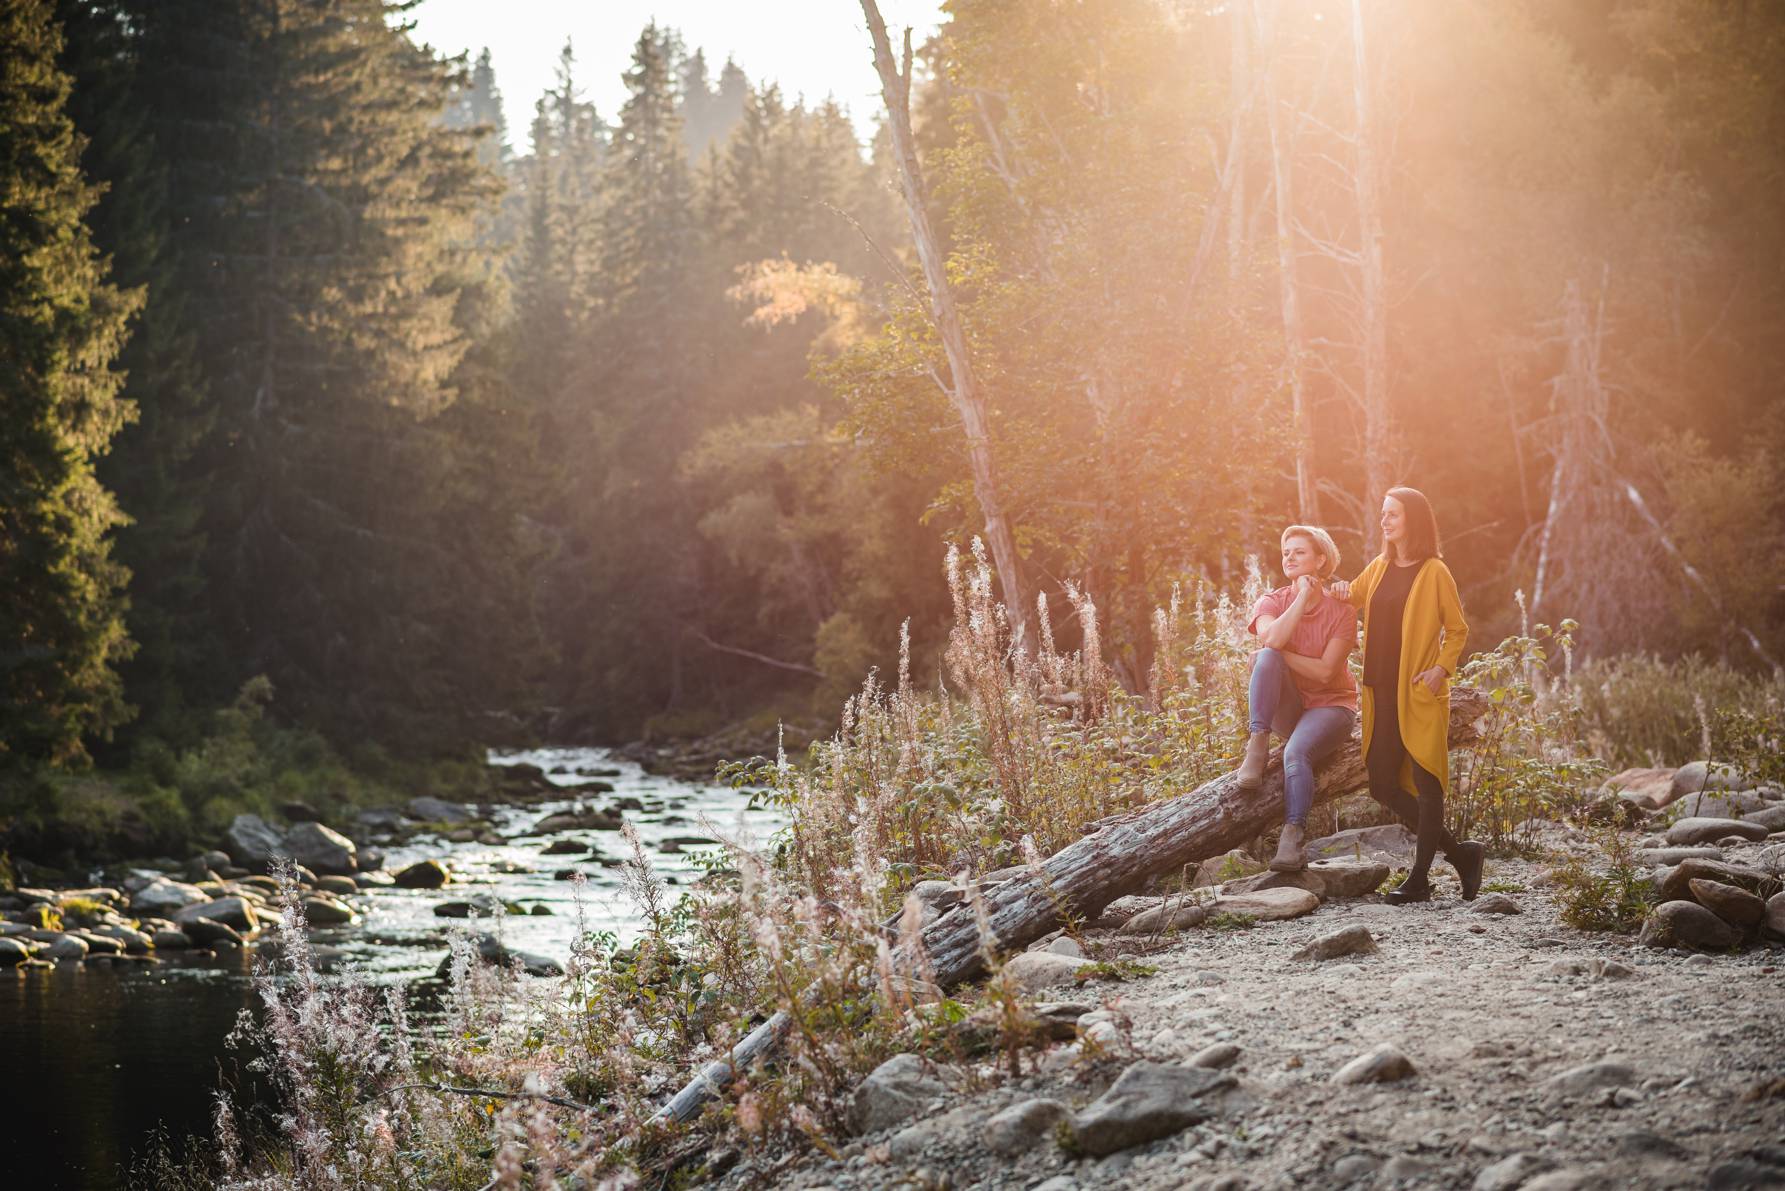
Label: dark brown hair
xmin=1385 ymin=486 xmax=1441 ymax=563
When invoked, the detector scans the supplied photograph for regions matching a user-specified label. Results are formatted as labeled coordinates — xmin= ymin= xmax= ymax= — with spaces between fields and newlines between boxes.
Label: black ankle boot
xmin=1452 ymin=840 xmax=1485 ymax=901
xmin=1384 ymin=876 xmax=1432 ymax=905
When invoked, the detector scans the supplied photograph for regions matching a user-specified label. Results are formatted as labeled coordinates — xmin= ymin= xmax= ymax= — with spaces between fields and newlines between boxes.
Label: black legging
xmin=1364 ymin=683 xmax=1458 ymax=887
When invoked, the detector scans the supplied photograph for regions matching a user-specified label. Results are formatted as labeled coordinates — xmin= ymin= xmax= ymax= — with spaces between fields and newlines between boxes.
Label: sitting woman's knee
xmin=1254 ymin=646 xmax=1285 ymax=668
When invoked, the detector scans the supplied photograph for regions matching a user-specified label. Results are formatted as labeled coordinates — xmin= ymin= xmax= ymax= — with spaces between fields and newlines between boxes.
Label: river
xmin=0 ymin=748 xmax=784 ymax=1190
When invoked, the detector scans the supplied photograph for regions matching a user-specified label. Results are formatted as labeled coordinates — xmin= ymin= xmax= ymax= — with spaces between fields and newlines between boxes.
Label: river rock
xmin=984 ymin=1098 xmax=1070 ymax=1157
xmin=1306 ymin=824 xmax=1417 ymax=862
xmin=1191 ymin=849 xmax=1263 ymax=888
xmin=394 ymin=860 xmax=450 ymax=889
xmin=1119 ymin=900 xmax=1211 ymax=935
xmin=1765 ymin=892 xmax=1785 ymax=940
xmin=1070 ymin=1061 xmax=1233 ymax=1156
xmin=408 ymin=796 xmax=477 ymax=823
xmin=849 ymin=1053 xmax=954 ymax=1135
xmin=74 ymin=931 xmax=125 ymax=955
xmin=130 ymin=878 xmax=211 ymax=916
xmin=436 ymin=932 xmax=563 ymax=979
xmin=1226 ymin=868 xmax=1327 ymax=899
xmin=1543 ymin=1060 xmax=1635 ymax=1097
xmin=542 ymin=839 xmax=590 ymax=855
xmin=533 ymin=808 xmax=624 ymax=833
xmin=313 ymin=875 xmax=358 ymax=897
xmin=1604 ymin=767 xmax=1678 ymax=810
xmin=1639 ymin=901 xmax=1740 ymax=950
xmin=282 ymin=822 xmax=358 ymax=875
xmin=1472 ymin=893 xmax=1523 ymax=915
xmin=183 ymin=918 xmax=243 ymax=946
xmin=1332 ymin=1043 xmax=1415 ymax=1085
xmin=1670 ymin=761 xmax=1747 ymax=804
xmin=1190 ymin=1043 xmax=1241 ymax=1069
xmin=1039 ymin=935 xmax=1086 ymax=958
xmin=1636 ymin=846 xmax=1724 ymax=866
xmin=1475 ymin=1152 xmax=1558 ymax=1191
xmin=153 ymin=929 xmax=193 ymax=950
xmin=1293 ymin=924 xmax=1377 ymax=962
xmin=302 ymin=896 xmax=357 ymax=926
xmin=175 ymin=897 xmax=258 ymax=934
xmin=223 ymin=813 xmax=285 ymax=870
xmin=46 ymin=934 xmax=90 ymax=961
xmin=1679 ymin=788 xmax=1775 ymax=819
xmin=1659 ymin=857 xmax=1772 ymax=903
xmin=1689 ymin=879 xmax=1765 ymax=928
xmin=1667 ymin=817 xmax=1769 ymax=846
xmin=1306 ymin=858 xmax=1392 ymax=898
xmin=1211 ymin=886 xmax=1320 ymax=921
xmin=1000 ymin=951 xmax=1089 ymax=994
xmin=434 ymin=893 xmax=508 ymax=919
xmin=0 ymin=937 xmax=35 ymax=964
xmin=93 ymin=924 xmax=153 ymax=952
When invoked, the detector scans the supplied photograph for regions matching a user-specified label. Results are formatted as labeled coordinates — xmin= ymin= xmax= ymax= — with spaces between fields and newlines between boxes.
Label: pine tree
xmin=0 ymin=0 xmax=141 ymax=766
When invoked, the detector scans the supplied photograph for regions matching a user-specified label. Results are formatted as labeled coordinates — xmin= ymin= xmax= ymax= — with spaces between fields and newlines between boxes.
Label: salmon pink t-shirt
xmin=1248 ymin=585 xmax=1360 ymax=712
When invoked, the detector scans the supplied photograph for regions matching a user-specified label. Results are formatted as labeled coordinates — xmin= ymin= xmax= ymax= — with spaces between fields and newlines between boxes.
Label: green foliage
xmin=1072 ymin=960 xmax=1158 ymax=983
xmin=1203 ymin=913 xmax=1258 ymax=933
xmin=0 ymin=0 xmax=140 ymax=768
xmin=1550 ymin=829 xmax=1656 ymax=934
xmin=1451 ymin=611 xmax=1606 ymax=853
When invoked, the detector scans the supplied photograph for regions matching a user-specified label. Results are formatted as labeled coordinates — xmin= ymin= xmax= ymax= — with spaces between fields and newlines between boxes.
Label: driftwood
xmin=650 ymin=686 xmax=1488 ymax=1125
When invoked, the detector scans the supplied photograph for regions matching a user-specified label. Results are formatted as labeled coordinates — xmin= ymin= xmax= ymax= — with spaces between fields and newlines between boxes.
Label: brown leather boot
xmin=1235 ymin=731 xmax=1271 ymax=791
xmin=1270 ymin=822 xmax=1306 ymax=872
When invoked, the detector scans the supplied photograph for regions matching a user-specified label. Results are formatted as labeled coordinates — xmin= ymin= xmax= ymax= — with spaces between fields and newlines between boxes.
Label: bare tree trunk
xmin=859 ymin=0 xmax=1030 ymax=654
xmin=1350 ymin=0 xmax=1389 ymax=550
xmin=648 ymin=687 xmax=1487 ymax=1125
xmin=1257 ymin=0 xmax=1318 ymax=523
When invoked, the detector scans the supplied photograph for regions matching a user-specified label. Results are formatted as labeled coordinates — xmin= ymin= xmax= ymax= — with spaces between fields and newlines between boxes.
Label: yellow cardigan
xmin=1344 ymin=555 xmax=1469 ymax=797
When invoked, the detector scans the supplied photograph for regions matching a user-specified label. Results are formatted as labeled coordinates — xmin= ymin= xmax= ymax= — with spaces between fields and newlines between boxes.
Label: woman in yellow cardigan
xmin=1331 ymin=487 xmax=1484 ymax=904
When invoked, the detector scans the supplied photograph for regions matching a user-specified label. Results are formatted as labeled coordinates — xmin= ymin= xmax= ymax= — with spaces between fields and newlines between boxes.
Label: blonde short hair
xmin=1280 ymin=524 xmax=1340 ymax=578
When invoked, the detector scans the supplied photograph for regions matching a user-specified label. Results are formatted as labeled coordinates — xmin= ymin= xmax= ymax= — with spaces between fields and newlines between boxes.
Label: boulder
xmin=1665 ymin=817 xmax=1769 ymax=846
xmin=223 ymin=813 xmax=285 ymax=870
xmin=1688 ymin=879 xmax=1765 ymax=928
xmin=281 ymin=822 xmax=358 ymax=875
xmin=1070 ymin=1061 xmax=1233 ymax=1156
xmin=1658 ymin=857 xmax=1772 ymax=903
xmin=1669 ymin=761 xmax=1747 ymax=804
xmin=1678 ymin=789 xmax=1774 ymax=819
xmin=1190 ymin=849 xmax=1263 ymax=889
xmin=1305 ymin=858 xmax=1392 ymax=899
xmin=301 ymin=896 xmax=357 ymax=926
xmin=1210 ymin=886 xmax=1320 ymax=921
xmin=1305 ymin=824 xmax=1417 ymax=863
xmin=130 ymin=878 xmax=211 ymax=917
xmin=1767 ymin=892 xmax=1785 ymax=940
xmin=999 ymin=951 xmax=1090 ymax=995
xmin=848 ymin=1053 xmax=953 ymax=1136
xmin=407 ymin=796 xmax=477 ymax=823
xmin=394 ymin=860 xmax=450 ymax=889
xmin=174 ymin=897 xmax=258 ymax=934
xmin=984 ymin=1098 xmax=1070 ymax=1157
xmin=1603 ymin=767 xmax=1678 ymax=810
xmin=182 ymin=918 xmax=243 ymax=946
xmin=1332 ymin=1043 xmax=1416 ymax=1085
xmin=1638 ymin=900 xmax=1740 ymax=951
xmin=1292 ymin=924 xmax=1378 ymax=962
xmin=46 ymin=934 xmax=89 ymax=962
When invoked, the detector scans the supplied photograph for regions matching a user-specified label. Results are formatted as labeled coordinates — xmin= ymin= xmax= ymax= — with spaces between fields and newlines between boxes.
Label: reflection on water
xmin=0 ymin=748 xmax=781 ymax=1190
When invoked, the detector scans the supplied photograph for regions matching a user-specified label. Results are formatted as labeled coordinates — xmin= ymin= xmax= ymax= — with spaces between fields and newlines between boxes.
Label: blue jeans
xmin=1248 ymin=648 xmax=1357 ymax=827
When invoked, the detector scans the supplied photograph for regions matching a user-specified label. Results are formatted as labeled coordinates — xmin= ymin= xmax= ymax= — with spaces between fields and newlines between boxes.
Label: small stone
xmin=1331 ymin=1043 xmax=1415 ymax=1085
xmin=314 ymin=874 xmax=359 ymax=896
xmin=1209 ymin=886 xmax=1320 ymax=921
xmin=152 ymin=929 xmax=192 ymax=950
xmin=1189 ymin=1043 xmax=1240 ymax=1069
xmin=983 ymin=1098 xmax=1069 ymax=1157
xmin=0 ymin=936 xmax=33 ymax=964
xmin=174 ymin=896 xmax=258 ymax=934
xmin=407 ymin=795 xmax=476 ymax=823
xmin=300 ymin=896 xmax=357 ymax=926
xmin=1639 ymin=901 xmax=1741 ymax=950
xmin=1119 ymin=900 xmax=1211 ymax=934
xmin=129 ymin=878 xmax=211 ymax=917
xmin=181 ymin=918 xmax=243 ymax=946
xmin=1070 ymin=1061 xmax=1233 ymax=1156
xmin=1042 ymin=935 xmax=1086 ymax=959
xmin=1292 ymin=924 xmax=1377 ymax=962
xmin=1474 ymin=1153 xmax=1557 ymax=1191
xmin=1191 ymin=848 xmax=1263 ymax=889
xmin=1471 ymin=893 xmax=1522 ymax=915
xmin=1332 ymin=1153 xmax=1380 ymax=1181
xmin=1614 ymin=1130 xmax=1690 ymax=1161
xmin=1665 ymin=817 xmax=1768 ymax=846
xmin=1520 ymin=1169 xmax=1601 ymax=1191
xmin=1543 ymin=1060 xmax=1635 ymax=1097
xmin=1689 ymin=879 xmax=1766 ymax=928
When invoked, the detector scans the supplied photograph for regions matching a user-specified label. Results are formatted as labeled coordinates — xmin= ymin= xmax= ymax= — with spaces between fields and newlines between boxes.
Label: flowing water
xmin=0 ymin=748 xmax=783 ymax=1190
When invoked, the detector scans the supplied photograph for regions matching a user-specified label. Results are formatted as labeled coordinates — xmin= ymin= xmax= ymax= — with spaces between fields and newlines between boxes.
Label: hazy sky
xmin=408 ymin=0 xmax=947 ymax=149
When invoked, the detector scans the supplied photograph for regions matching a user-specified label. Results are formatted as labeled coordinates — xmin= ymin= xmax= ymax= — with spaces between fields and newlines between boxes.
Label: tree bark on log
xmin=649 ymin=686 xmax=1487 ymax=1125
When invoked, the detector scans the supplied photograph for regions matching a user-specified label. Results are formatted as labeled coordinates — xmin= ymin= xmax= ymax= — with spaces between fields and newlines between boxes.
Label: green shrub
xmin=1574 ymin=654 xmax=1785 ymax=770
xmin=1550 ymin=829 xmax=1655 ymax=933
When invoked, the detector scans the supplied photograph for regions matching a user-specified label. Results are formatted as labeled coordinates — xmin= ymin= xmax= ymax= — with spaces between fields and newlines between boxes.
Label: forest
xmin=3 ymin=0 xmax=1782 ymax=855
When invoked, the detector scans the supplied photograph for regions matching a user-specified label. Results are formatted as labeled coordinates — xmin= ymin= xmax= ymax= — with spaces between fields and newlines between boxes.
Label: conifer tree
xmin=0 ymin=0 xmax=140 ymax=766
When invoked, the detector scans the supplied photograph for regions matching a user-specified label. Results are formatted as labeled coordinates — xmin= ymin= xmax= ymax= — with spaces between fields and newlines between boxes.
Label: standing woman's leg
xmin=1364 ymin=687 xmax=1421 ymax=829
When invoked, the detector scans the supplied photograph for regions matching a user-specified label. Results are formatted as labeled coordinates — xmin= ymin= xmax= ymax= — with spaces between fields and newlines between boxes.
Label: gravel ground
xmin=716 ymin=841 xmax=1785 ymax=1191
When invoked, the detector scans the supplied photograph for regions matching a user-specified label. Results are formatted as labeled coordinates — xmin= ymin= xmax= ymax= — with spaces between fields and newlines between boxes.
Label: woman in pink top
xmin=1235 ymin=525 xmax=1360 ymax=871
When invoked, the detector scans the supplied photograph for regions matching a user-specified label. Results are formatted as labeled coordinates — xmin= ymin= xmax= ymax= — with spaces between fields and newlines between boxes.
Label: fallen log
xmin=649 ymin=686 xmax=1488 ymax=1125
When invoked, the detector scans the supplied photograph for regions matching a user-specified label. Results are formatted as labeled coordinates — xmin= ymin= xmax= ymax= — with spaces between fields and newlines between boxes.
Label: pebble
xmin=1471 ymin=893 xmax=1522 ymax=915
xmin=1070 ymin=1061 xmax=1234 ymax=1157
xmin=1331 ymin=1044 xmax=1415 ymax=1085
xmin=1291 ymin=924 xmax=1378 ymax=962
xmin=1189 ymin=1043 xmax=1241 ymax=1069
